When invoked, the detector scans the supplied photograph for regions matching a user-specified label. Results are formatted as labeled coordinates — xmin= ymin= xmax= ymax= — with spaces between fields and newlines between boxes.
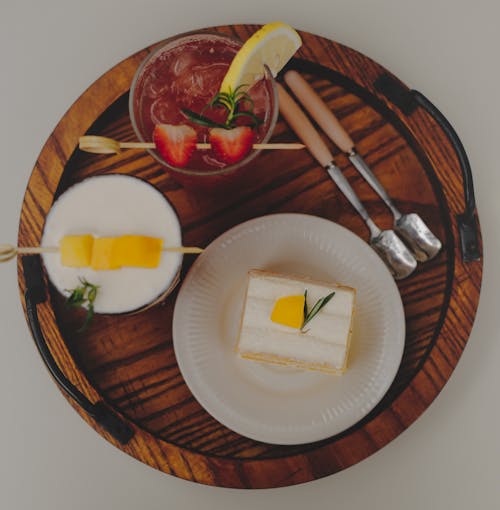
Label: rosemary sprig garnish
xmin=301 ymin=290 xmax=336 ymax=331
xmin=65 ymin=277 xmax=99 ymax=332
xmin=181 ymin=85 xmax=263 ymax=130
xmin=180 ymin=109 xmax=227 ymax=129
xmin=303 ymin=289 xmax=309 ymax=321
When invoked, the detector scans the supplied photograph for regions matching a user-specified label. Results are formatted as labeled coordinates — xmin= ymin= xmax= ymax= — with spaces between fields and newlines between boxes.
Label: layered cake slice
xmin=237 ymin=270 xmax=356 ymax=374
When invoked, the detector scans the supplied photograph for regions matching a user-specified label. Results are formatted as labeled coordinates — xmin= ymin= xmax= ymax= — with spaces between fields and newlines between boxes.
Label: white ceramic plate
xmin=173 ymin=214 xmax=405 ymax=445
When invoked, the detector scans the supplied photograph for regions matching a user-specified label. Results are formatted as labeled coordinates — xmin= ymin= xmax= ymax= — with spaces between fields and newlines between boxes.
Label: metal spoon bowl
xmin=395 ymin=213 xmax=442 ymax=261
xmin=348 ymin=150 xmax=442 ymax=262
xmin=326 ymin=164 xmax=417 ymax=280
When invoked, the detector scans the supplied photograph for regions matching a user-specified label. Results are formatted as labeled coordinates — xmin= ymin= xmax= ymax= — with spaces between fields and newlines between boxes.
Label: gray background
xmin=1 ymin=0 xmax=498 ymax=508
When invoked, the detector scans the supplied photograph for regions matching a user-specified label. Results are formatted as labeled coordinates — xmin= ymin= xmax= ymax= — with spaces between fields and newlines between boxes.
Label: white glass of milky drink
xmin=41 ymin=175 xmax=183 ymax=315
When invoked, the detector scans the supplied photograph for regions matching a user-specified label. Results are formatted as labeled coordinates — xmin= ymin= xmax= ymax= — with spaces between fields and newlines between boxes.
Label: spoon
xmin=283 ymin=70 xmax=442 ymax=262
xmin=278 ymin=84 xmax=417 ymax=280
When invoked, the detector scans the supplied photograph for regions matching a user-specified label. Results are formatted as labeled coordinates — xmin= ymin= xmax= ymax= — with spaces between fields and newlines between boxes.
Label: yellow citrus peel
xmin=220 ymin=21 xmax=302 ymax=94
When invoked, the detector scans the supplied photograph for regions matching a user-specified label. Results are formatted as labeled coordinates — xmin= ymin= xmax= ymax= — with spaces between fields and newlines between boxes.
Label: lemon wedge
xmin=220 ymin=22 xmax=302 ymax=93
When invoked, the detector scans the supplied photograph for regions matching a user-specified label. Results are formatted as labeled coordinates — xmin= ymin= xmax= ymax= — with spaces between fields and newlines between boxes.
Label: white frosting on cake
xmin=237 ymin=271 xmax=355 ymax=371
xmin=41 ymin=175 xmax=182 ymax=314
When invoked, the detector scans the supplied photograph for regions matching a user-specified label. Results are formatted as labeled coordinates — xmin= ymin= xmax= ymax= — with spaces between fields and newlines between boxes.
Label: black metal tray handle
xmin=374 ymin=74 xmax=481 ymax=262
xmin=22 ymin=255 xmax=135 ymax=444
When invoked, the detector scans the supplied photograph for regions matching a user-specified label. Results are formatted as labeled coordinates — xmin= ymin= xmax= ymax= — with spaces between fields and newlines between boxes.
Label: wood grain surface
xmin=17 ymin=25 xmax=482 ymax=488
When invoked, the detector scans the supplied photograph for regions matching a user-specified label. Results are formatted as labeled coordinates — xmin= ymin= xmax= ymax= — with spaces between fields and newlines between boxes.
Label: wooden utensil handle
xmin=284 ymin=70 xmax=355 ymax=154
xmin=277 ymin=84 xmax=334 ymax=167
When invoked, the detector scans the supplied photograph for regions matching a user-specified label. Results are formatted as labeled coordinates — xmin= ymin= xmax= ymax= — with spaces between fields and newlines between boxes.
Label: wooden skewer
xmin=79 ymin=136 xmax=305 ymax=155
xmin=0 ymin=243 xmax=203 ymax=263
xmin=162 ymin=246 xmax=203 ymax=254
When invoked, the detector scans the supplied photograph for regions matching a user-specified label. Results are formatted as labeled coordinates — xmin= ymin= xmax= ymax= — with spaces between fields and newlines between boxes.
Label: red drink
xmin=130 ymin=33 xmax=278 ymax=187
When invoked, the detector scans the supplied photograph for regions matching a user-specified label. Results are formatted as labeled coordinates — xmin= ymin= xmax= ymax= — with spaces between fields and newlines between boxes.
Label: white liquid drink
xmin=41 ymin=175 xmax=183 ymax=314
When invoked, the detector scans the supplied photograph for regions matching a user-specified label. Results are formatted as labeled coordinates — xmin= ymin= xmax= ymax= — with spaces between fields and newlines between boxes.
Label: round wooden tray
xmin=17 ymin=25 xmax=482 ymax=488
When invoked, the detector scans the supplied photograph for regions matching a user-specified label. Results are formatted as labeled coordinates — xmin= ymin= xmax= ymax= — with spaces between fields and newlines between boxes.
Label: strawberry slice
xmin=209 ymin=126 xmax=255 ymax=165
xmin=153 ymin=124 xmax=197 ymax=167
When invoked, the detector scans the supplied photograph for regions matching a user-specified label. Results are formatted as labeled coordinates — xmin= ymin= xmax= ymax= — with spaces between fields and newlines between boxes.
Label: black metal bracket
xmin=374 ymin=74 xmax=481 ymax=262
xmin=22 ymin=255 xmax=135 ymax=445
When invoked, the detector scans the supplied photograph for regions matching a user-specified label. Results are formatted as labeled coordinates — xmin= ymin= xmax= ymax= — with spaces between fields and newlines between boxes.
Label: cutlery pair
xmin=278 ymin=71 xmax=441 ymax=279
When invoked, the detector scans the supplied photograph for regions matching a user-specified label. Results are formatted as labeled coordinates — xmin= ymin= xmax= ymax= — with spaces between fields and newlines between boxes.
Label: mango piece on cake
xmin=270 ymin=295 xmax=305 ymax=329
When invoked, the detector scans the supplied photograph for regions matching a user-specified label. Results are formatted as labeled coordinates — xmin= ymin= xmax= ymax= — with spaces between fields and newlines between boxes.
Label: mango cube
xmin=270 ymin=295 xmax=305 ymax=329
xmin=115 ymin=235 xmax=163 ymax=268
xmin=59 ymin=235 xmax=94 ymax=267
xmin=60 ymin=234 xmax=164 ymax=270
xmin=90 ymin=237 xmax=121 ymax=270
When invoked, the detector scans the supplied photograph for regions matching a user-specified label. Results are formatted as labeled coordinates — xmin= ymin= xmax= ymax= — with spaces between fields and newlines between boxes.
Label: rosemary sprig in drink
xmin=65 ymin=277 xmax=99 ymax=332
xmin=182 ymin=85 xmax=263 ymax=130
